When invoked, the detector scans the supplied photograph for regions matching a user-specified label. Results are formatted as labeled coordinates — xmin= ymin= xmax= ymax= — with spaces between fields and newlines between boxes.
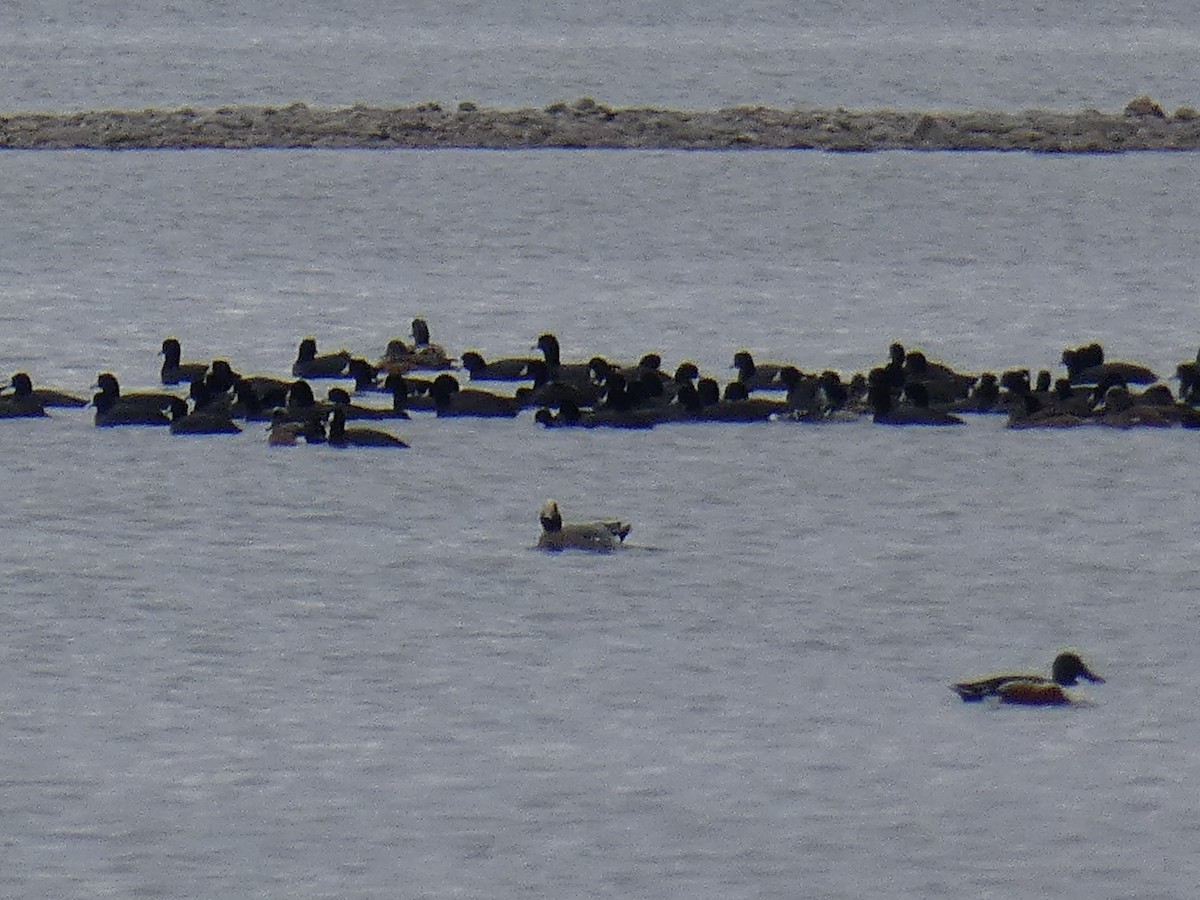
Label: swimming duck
xmin=267 ymin=408 xmax=308 ymax=446
xmin=377 ymin=337 xmax=454 ymax=374
xmin=1062 ymin=342 xmax=1157 ymax=386
xmin=947 ymin=373 xmax=1006 ymax=414
xmin=292 ymin=337 xmax=351 ymax=378
xmin=1093 ymin=384 xmax=1200 ymax=428
xmin=3 ymin=372 xmax=86 ymax=408
xmin=92 ymin=373 xmax=177 ymax=426
xmin=202 ymin=360 xmax=243 ymax=396
xmin=669 ymin=377 xmax=773 ymax=423
xmin=869 ymin=372 xmax=963 ymax=426
xmin=533 ymin=402 xmax=584 ymax=427
xmin=0 ymin=373 xmax=48 ymax=417
xmin=166 ymin=397 xmax=242 ymax=435
xmin=537 ymin=499 xmax=631 ymax=552
xmin=951 ymin=651 xmax=1105 ymax=705
xmin=229 ymin=377 xmax=286 ymax=421
xmin=326 ymin=387 xmax=410 ymax=420
xmin=429 ymin=373 xmax=520 ymax=418
xmin=460 ymin=350 xmax=535 ymax=381
xmin=348 ymin=358 xmax=384 ymax=391
xmin=160 ymin=337 xmax=209 ymax=386
xmin=516 ymin=360 xmax=607 ymax=410
xmin=731 ymin=350 xmax=787 ymax=391
xmin=534 ymin=333 xmax=596 ymax=386
xmin=407 ymin=318 xmax=455 ymax=370
xmin=901 ymin=349 xmax=976 ymax=404
xmin=383 ymin=372 xmax=435 ymax=413
xmin=327 ymin=406 xmax=409 ymax=448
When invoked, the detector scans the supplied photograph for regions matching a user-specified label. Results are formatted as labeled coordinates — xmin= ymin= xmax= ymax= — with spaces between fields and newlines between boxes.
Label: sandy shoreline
xmin=1 ymin=96 xmax=1197 ymax=152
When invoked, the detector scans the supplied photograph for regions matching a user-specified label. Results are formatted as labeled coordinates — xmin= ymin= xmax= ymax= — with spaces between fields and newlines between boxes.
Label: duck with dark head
xmin=429 ymin=373 xmax=520 ymax=418
xmin=537 ymin=499 xmax=631 ymax=552
xmin=0 ymin=373 xmax=47 ymax=418
xmin=3 ymin=372 xmax=86 ymax=408
xmin=160 ymin=337 xmax=209 ymax=386
xmin=952 ymin=651 xmax=1105 ymax=706
xmin=92 ymin=373 xmax=176 ymax=427
xmin=292 ymin=337 xmax=351 ymax=379
xmin=327 ymin=406 xmax=409 ymax=448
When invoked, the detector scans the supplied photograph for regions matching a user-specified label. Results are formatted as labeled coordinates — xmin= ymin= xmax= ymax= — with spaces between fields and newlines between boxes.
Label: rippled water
xmin=2 ymin=148 xmax=1200 ymax=898
xmin=2 ymin=0 xmax=1198 ymax=112
xmin=4 ymin=0 xmax=1200 ymax=893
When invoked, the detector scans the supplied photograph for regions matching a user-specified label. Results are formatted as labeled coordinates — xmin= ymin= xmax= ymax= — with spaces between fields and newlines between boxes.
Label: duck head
xmin=10 ymin=372 xmax=34 ymax=397
xmin=535 ymin=334 xmax=561 ymax=367
xmin=1051 ymin=652 xmax=1105 ymax=686
xmin=295 ymin=337 xmax=319 ymax=362
xmin=411 ymin=318 xmax=432 ymax=347
xmin=95 ymin=372 xmax=121 ymax=397
xmin=539 ymin=500 xmax=563 ymax=533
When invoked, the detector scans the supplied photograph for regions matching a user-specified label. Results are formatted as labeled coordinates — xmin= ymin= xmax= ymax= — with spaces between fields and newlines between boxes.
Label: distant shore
xmin=2 ymin=95 xmax=1197 ymax=152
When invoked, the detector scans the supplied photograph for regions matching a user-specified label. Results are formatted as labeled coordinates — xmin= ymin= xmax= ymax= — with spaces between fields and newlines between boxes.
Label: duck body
xmin=952 ymin=651 xmax=1105 ymax=705
xmin=537 ymin=500 xmax=631 ymax=553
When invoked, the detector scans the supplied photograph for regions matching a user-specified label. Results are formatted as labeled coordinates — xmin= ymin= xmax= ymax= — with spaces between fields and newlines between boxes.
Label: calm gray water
xmin=3 ymin=4 xmax=1200 ymax=898
xmin=2 ymin=149 xmax=1199 ymax=899
xmin=1 ymin=0 xmax=1198 ymax=112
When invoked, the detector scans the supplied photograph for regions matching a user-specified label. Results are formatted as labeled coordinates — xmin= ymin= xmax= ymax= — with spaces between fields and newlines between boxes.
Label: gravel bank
xmin=2 ymin=96 xmax=1197 ymax=152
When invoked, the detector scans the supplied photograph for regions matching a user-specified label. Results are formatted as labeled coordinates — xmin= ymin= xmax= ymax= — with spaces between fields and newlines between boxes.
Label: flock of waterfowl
xmin=3 ymin=318 xmax=1199 ymax=440
xmin=4 ymin=318 xmax=1115 ymax=701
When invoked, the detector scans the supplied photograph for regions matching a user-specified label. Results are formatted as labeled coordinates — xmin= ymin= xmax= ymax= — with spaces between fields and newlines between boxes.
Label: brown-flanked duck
xmin=951 ymin=651 xmax=1105 ymax=705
